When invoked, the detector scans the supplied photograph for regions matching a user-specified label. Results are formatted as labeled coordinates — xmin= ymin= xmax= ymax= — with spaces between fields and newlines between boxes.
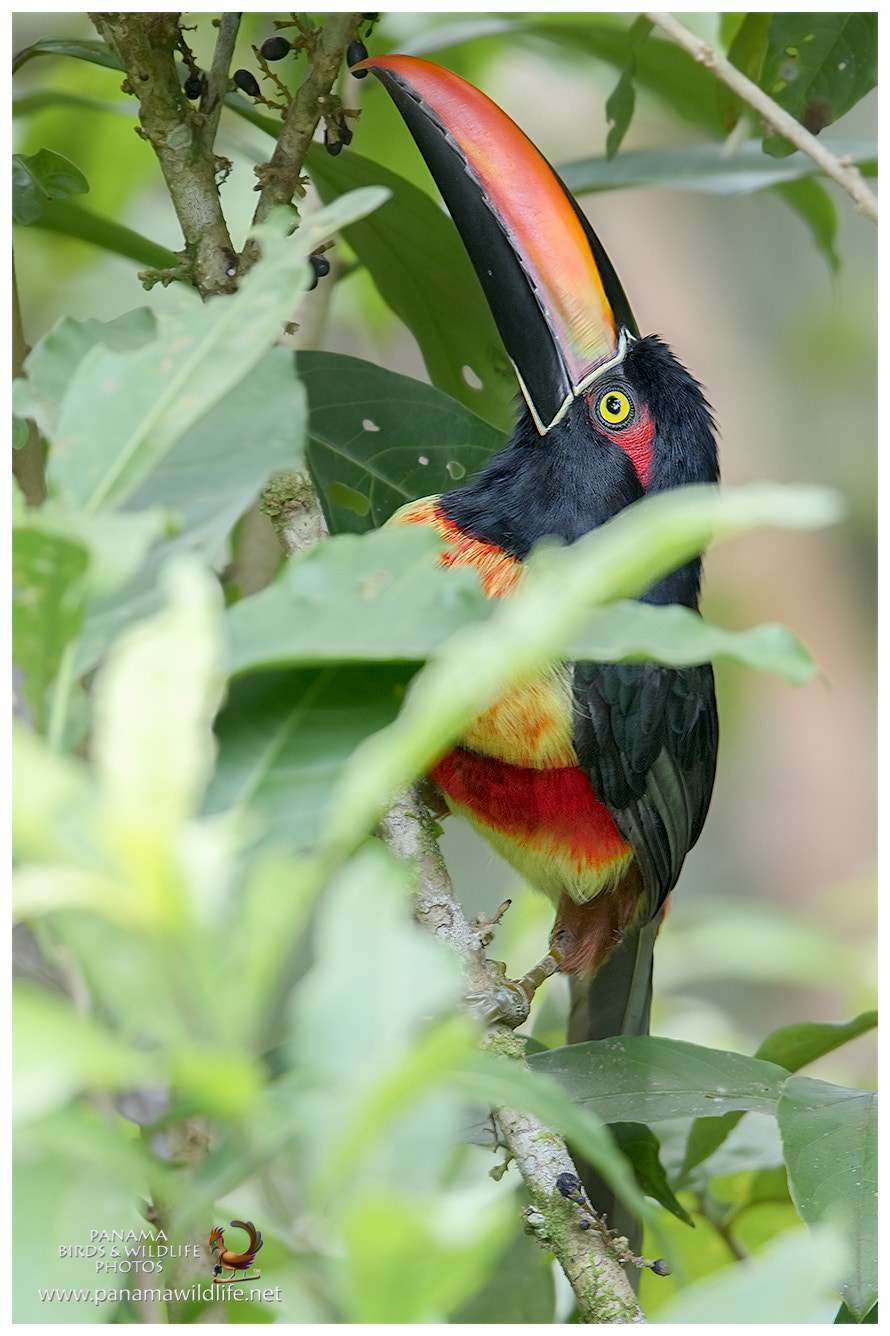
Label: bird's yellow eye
xmin=597 ymin=389 xmax=633 ymax=426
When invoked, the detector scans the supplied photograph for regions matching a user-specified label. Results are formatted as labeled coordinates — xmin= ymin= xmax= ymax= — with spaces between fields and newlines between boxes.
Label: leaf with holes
xmin=306 ymin=147 xmax=516 ymax=432
xmin=298 ymin=351 xmax=505 ymax=535
xmin=760 ymin=13 xmax=878 ymax=157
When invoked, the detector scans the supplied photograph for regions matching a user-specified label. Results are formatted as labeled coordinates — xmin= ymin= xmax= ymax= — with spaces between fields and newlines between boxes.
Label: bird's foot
xmin=466 ymin=942 xmax=563 ymax=1029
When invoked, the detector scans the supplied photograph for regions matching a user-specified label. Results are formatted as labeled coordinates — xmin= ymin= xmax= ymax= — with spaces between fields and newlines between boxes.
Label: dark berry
xmin=347 ymin=38 xmax=369 ymax=75
xmin=260 ymin=36 xmax=291 ymax=61
xmin=307 ymin=253 xmax=330 ymax=291
xmin=183 ymin=73 xmax=204 ymax=100
xmin=233 ymin=68 xmax=261 ymax=99
xmin=324 ymin=126 xmax=344 ymax=156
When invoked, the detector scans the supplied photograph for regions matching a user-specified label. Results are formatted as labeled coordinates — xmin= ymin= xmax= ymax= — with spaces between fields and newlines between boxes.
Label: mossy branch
xmin=89 ymin=12 xmax=238 ymax=297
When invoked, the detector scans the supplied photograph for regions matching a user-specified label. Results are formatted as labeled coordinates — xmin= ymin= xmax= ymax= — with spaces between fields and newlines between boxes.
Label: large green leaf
xmin=298 ymin=350 xmax=505 ymax=533
xmin=75 ymin=342 xmax=307 ymax=673
xmin=777 ymin=1076 xmax=877 ymax=1319
xmin=16 ymin=307 xmax=157 ymax=440
xmin=14 ymin=195 xmax=385 ymax=514
xmin=205 ymin=664 xmax=417 ymax=850
xmin=322 ymin=482 xmax=840 ymax=856
xmin=305 ymin=148 xmax=516 ymax=431
xmin=760 ymin=13 xmax=878 ymax=157
xmin=225 ymin=526 xmax=489 ymax=674
xmin=528 ymin=1036 xmax=789 ymax=1123
xmin=223 ymin=522 xmax=817 ymax=685
xmin=680 ymin=1011 xmax=878 ymax=1181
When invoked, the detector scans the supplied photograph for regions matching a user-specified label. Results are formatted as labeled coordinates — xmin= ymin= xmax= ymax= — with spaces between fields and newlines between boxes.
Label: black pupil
xmin=605 ymin=394 xmax=624 ymax=416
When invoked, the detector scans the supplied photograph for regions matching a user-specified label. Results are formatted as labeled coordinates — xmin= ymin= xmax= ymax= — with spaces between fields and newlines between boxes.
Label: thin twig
xmin=240 ymin=12 xmax=363 ymax=273
xmin=200 ymin=11 xmax=242 ymax=153
xmin=645 ymin=11 xmax=878 ymax=223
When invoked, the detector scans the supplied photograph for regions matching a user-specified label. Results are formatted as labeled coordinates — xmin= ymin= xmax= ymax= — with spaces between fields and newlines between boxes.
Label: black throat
xmin=439 ymin=335 xmax=719 ymax=610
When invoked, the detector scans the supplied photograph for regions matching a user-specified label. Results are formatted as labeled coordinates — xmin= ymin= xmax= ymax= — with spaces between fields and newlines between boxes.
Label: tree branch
xmin=198 ymin=11 xmax=242 ymax=154
xmin=240 ymin=12 xmax=364 ymax=273
xmin=378 ymin=788 xmax=646 ymax=1323
xmin=645 ymin=11 xmax=878 ymax=223
xmin=89 ymin=12 xmax=239 ymax=295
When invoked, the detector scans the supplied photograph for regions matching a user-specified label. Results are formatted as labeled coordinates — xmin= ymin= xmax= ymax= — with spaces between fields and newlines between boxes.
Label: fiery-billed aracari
xmin=358 ymin=56 xmax=719 ymax=1054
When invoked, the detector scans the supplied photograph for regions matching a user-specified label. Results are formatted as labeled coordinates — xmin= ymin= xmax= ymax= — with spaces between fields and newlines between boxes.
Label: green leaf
xmin=78 ymin=343 xmax=307 ymax=672
xmin=777 ymin=1076 xmax=877 ymax=1319
xmin=560 ymin=139 xmax=877 ymax=198
xmin=718 ymin=11 xmax=772 ymax=129
xmin=772 ymin=175 xmax=840 ymax=272
xmin=225 ymin=526 xmax=490 ymax=674
xmin=13 ymin=35 xmax=122 ymax=73
xmin=298 ymin=350 xmax=505 ymax=534
xmin=342 ymin=1191 xmax=512 ymax=1323
xmin=16 ymin=307 xmax=157 ymax=440
xmin=761 ymin=13 xmax=878 ymax=157
xmin=452 ymin=1228 xmax=556 ymax=1323
xmin=205 ymin=665 xmax=416 ymax=850
xmin=322 ymin=482 xmax=841 ymax=856
xmin=27 ymin=198 xmax=180 ymax=270
xmin=609 ymin=1122 xmax=693 ymax=1223
xmin=568 ymin=600 xmax=817 ymax=682
xmin=604 ymin=16 xmax=653 ymax=159
xmin=12 ymin=148 xmax=89 ymax=225
xmin=12 ymin=527 xmax=89 ymax=731
xmin=225 ymin=531 xmax=816 ymax=683
xmin=532 ymin=18 xmax=726 ymax=134
xmin=91 ymin=557 xmax=225 ymax=826
xmin=654 ymin=1222 xmax=847 ymax=1323
xmin=756 ymin=1012 xmax=878 ymax=1073
xmin=305 ymin=148 xmax=516 ymax=431
xmin=681 ymin=1014 xmax=877 ymax=1182
xmin=13 ymin=985 xmax=160 ymax=1126
xmin=13 ymin=1107 xmax=154 ymax=1323
xmin=529 ymin=1036 xmax=789 ymax=1123
xmin=18 ymin=196 xmax=384 ymax=514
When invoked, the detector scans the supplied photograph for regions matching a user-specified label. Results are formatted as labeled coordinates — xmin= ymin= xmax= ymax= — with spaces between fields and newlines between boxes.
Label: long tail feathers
xmin=566 ymin=912 xmax=663 ymax=1269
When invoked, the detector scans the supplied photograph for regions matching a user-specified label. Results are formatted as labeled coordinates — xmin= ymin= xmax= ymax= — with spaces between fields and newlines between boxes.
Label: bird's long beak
xmin=356 ymin=53 xmax=640 ymax=434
